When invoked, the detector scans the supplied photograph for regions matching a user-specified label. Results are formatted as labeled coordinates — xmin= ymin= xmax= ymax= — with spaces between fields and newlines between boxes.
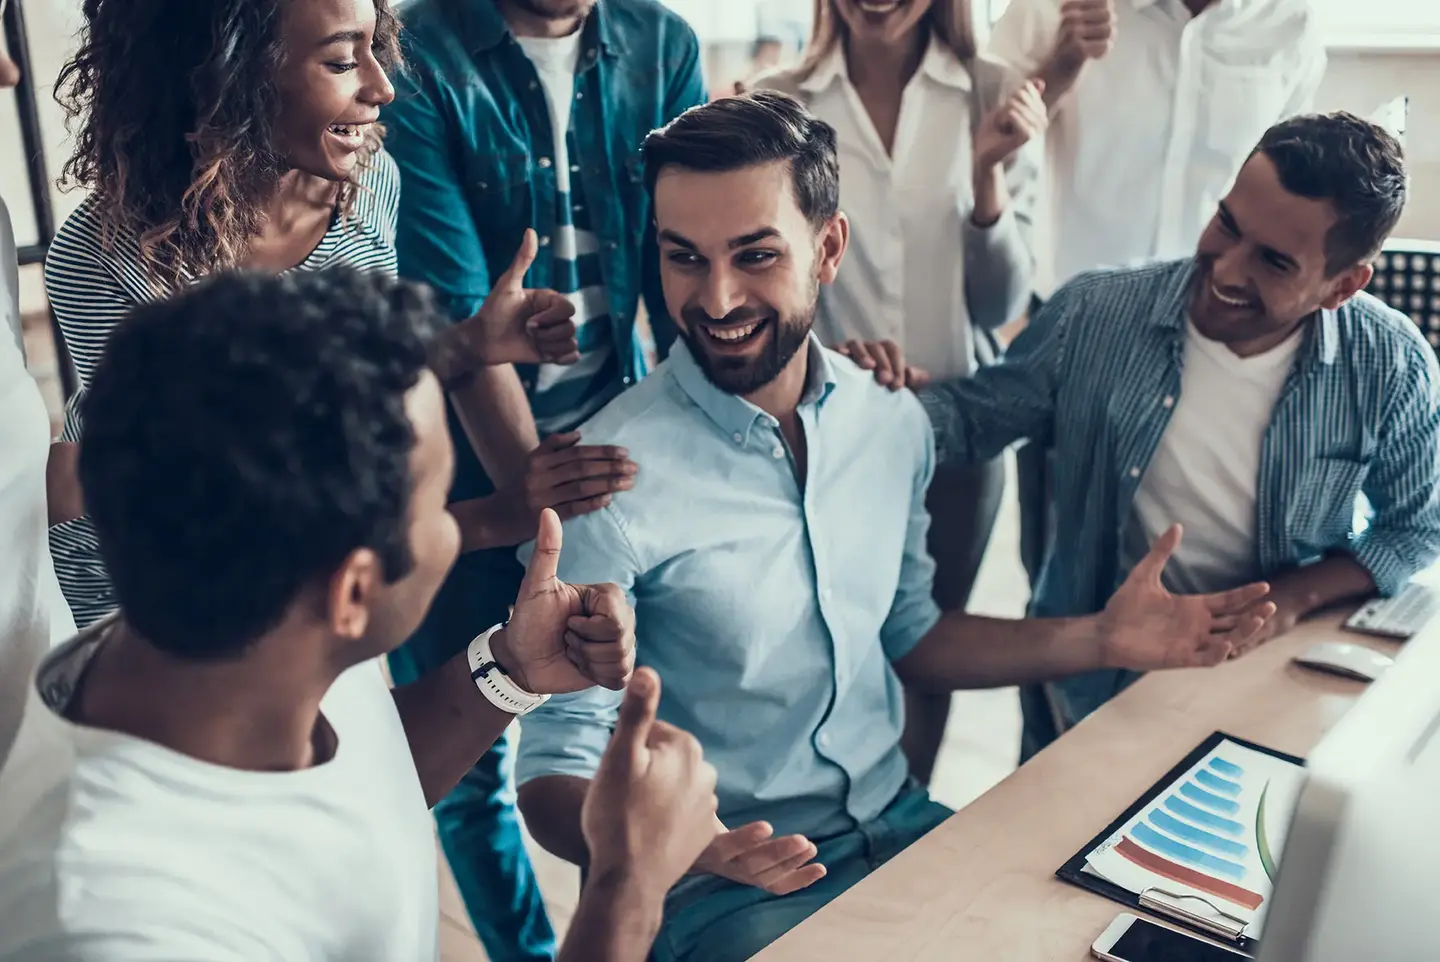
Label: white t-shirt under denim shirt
xmin=0 ymin=194 xmax=75 ymax=768
xmin=0 ymin=618 xmax=439 ymax=961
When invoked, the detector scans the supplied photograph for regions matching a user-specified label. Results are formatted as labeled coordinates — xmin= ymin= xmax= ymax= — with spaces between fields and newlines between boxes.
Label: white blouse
xmin=756 ymin=41 xmax=1042 ymax=381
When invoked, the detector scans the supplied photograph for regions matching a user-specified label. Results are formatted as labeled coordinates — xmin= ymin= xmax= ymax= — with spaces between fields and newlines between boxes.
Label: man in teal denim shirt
xmin=381 ymin=1 xmax=705 ymax=959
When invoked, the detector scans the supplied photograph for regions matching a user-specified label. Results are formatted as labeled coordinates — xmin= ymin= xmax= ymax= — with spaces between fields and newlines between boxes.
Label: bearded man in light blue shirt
xmin=513 ymin=92 xmax=1274 ymax=962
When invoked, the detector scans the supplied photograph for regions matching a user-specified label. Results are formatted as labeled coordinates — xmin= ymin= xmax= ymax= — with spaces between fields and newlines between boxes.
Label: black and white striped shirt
xmin=47 ymin=150 xmax=401 ymax=628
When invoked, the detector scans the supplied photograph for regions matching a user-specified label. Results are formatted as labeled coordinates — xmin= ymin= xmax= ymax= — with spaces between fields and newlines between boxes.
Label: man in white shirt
xmin=992 ymin=0 xmax=1326 ymax=291
xmin=0 ymin=267 xmax=720 ymax=961
xmin=987 ymin=0 xmax=1326 ymax=585
xmin=0 ymin=0 xmax=75 ymax=768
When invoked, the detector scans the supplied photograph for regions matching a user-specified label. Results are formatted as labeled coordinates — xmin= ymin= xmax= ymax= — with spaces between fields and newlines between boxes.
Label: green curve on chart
xmin=1256 ymin=780 xmax=1278 ymax=882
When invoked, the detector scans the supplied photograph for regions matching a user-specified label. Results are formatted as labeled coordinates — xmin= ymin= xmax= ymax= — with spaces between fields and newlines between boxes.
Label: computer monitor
xmin=1257 ymin=618 xmax=1440 ymax=961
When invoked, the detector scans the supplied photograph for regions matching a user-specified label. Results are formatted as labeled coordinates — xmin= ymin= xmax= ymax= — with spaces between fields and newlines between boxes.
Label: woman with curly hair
xmin=45 ymin=0 xmax=403 ymax=630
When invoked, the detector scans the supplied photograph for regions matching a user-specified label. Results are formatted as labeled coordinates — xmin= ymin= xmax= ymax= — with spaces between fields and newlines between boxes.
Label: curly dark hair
xmin=55 ymin=0 xmax=401 ymax=288
xmin=1256 ymin=111 xmax=1408 ymax=276
xmin=80 ymin=266 xmax=441 ymax=659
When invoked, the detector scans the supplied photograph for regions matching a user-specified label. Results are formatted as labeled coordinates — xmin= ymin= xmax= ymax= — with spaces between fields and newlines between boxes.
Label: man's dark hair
xmin=642 ymin=90 xmax=840 ymax=228
xmin=80 ymin=267 xmax=441 ymax=660
xmin=1255 ymin=111 xmax=1407 ymax=275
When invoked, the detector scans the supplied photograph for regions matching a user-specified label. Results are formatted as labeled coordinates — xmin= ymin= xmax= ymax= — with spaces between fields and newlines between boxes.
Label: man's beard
xmin=681 ymin=305 xmax=815 ymax=397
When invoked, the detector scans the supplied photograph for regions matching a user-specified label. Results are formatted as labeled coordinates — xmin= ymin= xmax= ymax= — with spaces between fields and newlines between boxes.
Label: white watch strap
xmin=466 ymin=623 xmax=549 ymax=716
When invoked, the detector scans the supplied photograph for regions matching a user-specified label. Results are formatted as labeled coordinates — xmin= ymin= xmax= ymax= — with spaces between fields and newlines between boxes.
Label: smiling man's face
xmin=654 ymin=160 xmax=828 ymax=396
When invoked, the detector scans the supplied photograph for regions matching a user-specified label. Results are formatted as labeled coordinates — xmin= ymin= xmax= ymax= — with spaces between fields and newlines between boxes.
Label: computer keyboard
xmin=1344 ymin=582 xmax=1440 ymax=640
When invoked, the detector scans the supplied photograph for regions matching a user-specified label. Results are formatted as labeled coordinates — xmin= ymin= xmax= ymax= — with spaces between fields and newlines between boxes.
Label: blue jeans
xmin=390 ymin=547 xmax=555 ymax=962
xmin=653 ymin=785 xmax=954 ymax=962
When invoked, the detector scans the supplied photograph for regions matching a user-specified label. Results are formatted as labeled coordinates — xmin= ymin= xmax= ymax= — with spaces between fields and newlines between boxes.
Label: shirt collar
xmin=668 ymin=335 xmax=838 ymax=446
xmin=1155 ymin=258 xmax=1340 ymax=366
xmin=456 ymin=0 xmax=625 ymax=59
xmin=799 ymin=35 xmax=971 ymax=95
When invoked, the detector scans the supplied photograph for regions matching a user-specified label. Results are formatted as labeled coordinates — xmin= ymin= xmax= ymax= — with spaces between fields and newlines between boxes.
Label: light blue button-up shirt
xmin=515 ymin=337 xmax=942 ymax=840
xmin=921 ymin=258 xmax=1440 ymax=727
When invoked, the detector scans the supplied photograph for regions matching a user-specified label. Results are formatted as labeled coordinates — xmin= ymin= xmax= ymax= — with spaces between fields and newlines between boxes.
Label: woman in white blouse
xmin=751 ymin=0 xmax=1046 ymax=784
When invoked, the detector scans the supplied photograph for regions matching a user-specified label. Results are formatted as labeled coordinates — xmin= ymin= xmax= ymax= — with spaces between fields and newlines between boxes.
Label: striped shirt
xmin=921 ymin=258 xmax=1440 ymax=727
xmin=515 ymin=33 xmax=619 ymax=435
xmin=46 ymin=150 xmax=401 ymax=628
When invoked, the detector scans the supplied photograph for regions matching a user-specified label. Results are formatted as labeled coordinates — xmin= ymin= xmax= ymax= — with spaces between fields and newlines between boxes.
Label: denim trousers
xmin=389 ymin=547 xmax=555 ymax=962
xmin=652 ymin=784 xmax=954 ymax=962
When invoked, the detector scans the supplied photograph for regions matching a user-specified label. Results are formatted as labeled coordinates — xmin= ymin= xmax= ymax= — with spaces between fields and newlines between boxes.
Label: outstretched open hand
xmin=1098 ymin=525 xmax=1277 ymax=671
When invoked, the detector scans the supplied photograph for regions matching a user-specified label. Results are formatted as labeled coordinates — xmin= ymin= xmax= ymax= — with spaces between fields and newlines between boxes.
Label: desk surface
xmin=754 ymin=613 xmax=1398 ymax=962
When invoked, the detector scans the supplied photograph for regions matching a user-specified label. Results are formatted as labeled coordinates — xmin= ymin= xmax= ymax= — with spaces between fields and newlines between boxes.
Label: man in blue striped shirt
xmin=919 ymin=112 xmax=1440 ymax=757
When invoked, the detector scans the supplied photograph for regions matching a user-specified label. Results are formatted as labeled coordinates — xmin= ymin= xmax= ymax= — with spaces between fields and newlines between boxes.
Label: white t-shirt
xmin=514 ymin=30 xmax=618 ymax=433
xmin=0 ymin=194 xmax=75 ymax=768
xmin=0 ymin=621 xmax=438 ymax=961
xmin=1130 ymin=318 xmax=1304 ymax=594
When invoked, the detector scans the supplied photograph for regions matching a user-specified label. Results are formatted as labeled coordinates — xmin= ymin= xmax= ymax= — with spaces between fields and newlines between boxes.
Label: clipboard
xmin=1055 ymin=731 xmax=1305 ymax=954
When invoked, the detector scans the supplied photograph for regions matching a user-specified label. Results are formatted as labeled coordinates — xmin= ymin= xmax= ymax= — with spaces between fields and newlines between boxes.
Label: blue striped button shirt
xmin=921 ymin=258 xmax=1440 ymax=726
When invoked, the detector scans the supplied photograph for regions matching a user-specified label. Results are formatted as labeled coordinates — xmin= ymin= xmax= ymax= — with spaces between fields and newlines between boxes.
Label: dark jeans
xmin=389 ymin=547 xmax=555 ymax=962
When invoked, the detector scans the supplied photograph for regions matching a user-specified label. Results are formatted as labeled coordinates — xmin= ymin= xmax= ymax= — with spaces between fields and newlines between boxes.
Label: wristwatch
xmin=466 ymin=623 xmax=549 ymax=716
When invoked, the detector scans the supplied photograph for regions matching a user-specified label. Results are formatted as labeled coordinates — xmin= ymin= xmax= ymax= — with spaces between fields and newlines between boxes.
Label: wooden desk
xmin=755 ymin=613 xmax=1398 ymax=962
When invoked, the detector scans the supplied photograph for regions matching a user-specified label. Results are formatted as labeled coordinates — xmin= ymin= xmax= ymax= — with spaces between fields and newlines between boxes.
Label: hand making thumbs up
xmin=493 ymin=508 xmax=637 ymax=695
xmin=449 ymin=227 xmax=581 ymax=370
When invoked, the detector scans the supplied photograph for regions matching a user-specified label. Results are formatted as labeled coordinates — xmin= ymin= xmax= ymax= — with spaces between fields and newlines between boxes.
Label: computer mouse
xmin=1293 ymin=641 xmax=1395 ymax=682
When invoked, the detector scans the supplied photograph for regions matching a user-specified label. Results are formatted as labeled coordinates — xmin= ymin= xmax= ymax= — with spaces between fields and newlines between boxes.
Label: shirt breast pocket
xmin=1203 ymin=63 xmax=1286 ymax=158
xmin=468 ymin=149 xmax=532 ymax=209
xmin=1287 ymin=457 xmax=1371 ymax=550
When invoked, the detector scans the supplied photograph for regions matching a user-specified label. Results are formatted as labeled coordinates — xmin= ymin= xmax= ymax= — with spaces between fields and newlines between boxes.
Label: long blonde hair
xmin=797 ymin=0 xmax=977 ymax=78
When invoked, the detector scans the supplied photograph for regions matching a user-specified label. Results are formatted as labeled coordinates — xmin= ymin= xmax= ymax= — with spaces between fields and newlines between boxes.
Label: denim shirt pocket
xmin=468 ymin=149 xmax=532 ymax=211
xmin=1286 ymin=457 xmax=1372 ymax=553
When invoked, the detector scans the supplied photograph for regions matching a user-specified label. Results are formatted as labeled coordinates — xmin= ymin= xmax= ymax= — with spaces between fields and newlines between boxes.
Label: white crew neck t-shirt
xmin=0 ymin=620 xmax=438 ymax=961
xmin=0 ymin=194 xmax=75 ymax=769
xmin=1129 ymin=318 xmax=1305 ymax=595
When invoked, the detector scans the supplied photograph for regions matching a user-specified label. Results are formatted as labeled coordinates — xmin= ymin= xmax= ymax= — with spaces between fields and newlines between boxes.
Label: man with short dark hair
xmin=0 ymin=267 xmax=721 ymax=961
xmin=513 ymin=91 xmax=1277 ymax=962
xmin=915 ymin=111 xmax=1440 ymax=757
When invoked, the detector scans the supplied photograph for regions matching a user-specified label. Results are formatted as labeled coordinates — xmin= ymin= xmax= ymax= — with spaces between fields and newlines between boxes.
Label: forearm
xmin=450 ymin=365 xmax=540 ymax=487
xmin=46 ymin=442 xmax=84 ymax=527
xmin=1269 ymin=555 xmax=1377 ymax=621
xmin=557 ymin=870 xmax=666 ymax=962
xmin=965 ymin=165 xmax=1034 ymax=331
xmin=517 ymin=774 xmax=594 ymax=868
xmin=1034 ymin=50 xmax=1085 ymax=111
xmin=894 ymin=612 xmax=1103 ymax=692
xmin=392 ymin=645 xmax=515 ymax=807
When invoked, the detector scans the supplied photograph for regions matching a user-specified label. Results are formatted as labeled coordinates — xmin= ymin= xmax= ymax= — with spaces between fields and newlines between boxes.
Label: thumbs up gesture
xmin=455 ymin=228 xmax=581 ymax=368
xmin=582 ymin=669 xmax=720 ymax=897
xmin=493 ymin=508 xmax=637 ymax=695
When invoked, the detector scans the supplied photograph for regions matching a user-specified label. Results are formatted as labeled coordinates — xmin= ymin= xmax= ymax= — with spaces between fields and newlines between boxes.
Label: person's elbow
xmin=47 ymin=442 xmax=84 ymax=527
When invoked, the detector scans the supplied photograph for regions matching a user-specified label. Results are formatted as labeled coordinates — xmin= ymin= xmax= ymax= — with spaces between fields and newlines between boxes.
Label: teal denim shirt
xmin=383 ymin=0 xmax=706 ymax=498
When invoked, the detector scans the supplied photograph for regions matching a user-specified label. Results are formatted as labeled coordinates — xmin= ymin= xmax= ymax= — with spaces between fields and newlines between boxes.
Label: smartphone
xmin=1091 ymin=913 xmax=1253 ymax=962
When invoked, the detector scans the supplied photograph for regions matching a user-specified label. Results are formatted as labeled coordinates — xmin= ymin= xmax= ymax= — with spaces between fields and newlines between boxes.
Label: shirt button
xmin=538 ymin=157 xmax=553 ymax=169
xmin=571 ymin=164 xmax=581 ymax=173
xmin=606 ymin=240 xmax=618 ymax=251
xmin=1162 ymin=396 xmax=1175 ymax=409
xmin=528 ymin=80 xmax=538 ymax=91
xmin=538 ymin=235 xmax=551 ymax=247
xmin=1129 ymin=467 xmax=1141 ymax=479
xmin=733 ymin=432 xmax=743 ymax=444
xmin=576 ymin=90 xmax=585 ymax=100
xmin=622 ymin=376 xmax=633 ymax=385
xmin=772 ymin=445 xmax=785 ymax=459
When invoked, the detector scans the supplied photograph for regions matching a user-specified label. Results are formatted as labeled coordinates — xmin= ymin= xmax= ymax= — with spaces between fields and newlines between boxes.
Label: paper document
xmin=1082 ymin=738 xmax=1306 ymax=939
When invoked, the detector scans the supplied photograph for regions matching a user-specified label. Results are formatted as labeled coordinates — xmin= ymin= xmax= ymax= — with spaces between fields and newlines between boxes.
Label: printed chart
xmin=1082 ymin=739 xmax=1306 ymax=939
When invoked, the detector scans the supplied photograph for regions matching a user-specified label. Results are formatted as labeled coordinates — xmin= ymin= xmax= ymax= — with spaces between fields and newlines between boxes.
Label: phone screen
xmin=1108 ymin=918 xmax=1252 ymax=962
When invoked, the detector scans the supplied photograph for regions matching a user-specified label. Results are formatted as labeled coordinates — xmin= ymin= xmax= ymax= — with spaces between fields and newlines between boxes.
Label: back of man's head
xmin=641 ymin=90 xmax=840 ymax=229
xmin=1256 ymin=111 xmax=1407 ymax=276
xmin=80 ymin=267 xmax=440 ymax=660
